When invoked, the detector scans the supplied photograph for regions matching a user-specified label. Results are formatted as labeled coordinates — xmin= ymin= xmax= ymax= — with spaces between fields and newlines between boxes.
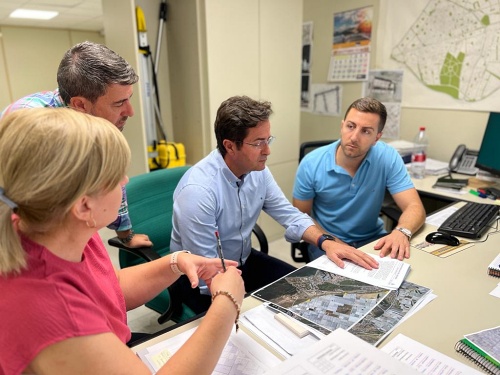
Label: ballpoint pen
xmin=215 ymin=231 xmax=227 ymax=271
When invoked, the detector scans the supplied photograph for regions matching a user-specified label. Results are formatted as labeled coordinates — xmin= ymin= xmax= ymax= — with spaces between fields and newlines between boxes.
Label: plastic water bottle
xmin=411 ymin=127 xmax=428 ymax=179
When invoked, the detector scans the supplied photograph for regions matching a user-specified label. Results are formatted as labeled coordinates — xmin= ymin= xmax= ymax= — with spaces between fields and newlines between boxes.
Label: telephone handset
xmin=449 ymin=144 xmax=478 ymax=175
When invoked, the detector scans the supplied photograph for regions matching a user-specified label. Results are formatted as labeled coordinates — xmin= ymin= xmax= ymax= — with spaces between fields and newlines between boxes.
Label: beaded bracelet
xmin=170 ymin=250 xmax=190 ymax=275
xmin=212 ymin=290 xmax=241 ymax=332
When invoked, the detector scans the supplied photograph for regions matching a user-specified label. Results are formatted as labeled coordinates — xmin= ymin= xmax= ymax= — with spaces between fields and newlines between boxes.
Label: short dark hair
xmin=57 ymin=41 xmax=139 ymax=105
xmin=214 ymin=96 xmax=273 ymax=157
xmin=344 ymin=97 xmax=387 ymax=132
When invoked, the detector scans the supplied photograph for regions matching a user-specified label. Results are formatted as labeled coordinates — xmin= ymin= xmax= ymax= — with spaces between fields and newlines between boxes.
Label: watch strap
xmin=395 ymin=227 xmax=412 ymax=239
xmin=317 ymin=234 xmax=335 ymax=251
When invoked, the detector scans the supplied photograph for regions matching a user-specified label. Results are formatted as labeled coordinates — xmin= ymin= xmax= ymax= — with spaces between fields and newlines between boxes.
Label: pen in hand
xmin=215 ymin=231 xmax=227 ymax=272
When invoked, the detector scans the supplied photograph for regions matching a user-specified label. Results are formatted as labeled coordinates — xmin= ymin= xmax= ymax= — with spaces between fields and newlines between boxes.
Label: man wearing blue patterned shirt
xmin=1 ymin=42 xmax=152 ymax=248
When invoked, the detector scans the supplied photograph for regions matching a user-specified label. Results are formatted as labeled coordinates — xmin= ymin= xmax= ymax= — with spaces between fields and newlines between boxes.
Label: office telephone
xmin=449 ymin=144 xmax=478 ymax=175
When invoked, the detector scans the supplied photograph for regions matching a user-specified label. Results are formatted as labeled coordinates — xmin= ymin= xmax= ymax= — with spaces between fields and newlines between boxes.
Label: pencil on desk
xmin=215 ymin=231 xmax=227 ymax=271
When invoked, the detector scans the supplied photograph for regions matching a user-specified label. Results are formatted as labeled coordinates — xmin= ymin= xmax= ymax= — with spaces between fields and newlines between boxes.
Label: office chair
xmin=290 ymin=140 xmax=402 ymax=263
xmin=108 ymin=166 xmax=269 ymax=324
xmin=291 ymin=140 xmax=335 ymax=263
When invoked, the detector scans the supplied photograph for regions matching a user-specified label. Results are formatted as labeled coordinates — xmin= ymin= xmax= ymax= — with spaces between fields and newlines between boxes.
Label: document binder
xmin=455 ymin=326 xmax=500 ymax=375
xmin=488 ymin=253 xmax=500 ymax=277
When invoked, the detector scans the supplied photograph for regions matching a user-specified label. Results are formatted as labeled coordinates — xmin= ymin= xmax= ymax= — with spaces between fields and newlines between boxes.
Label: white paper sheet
xmin=136 ymin=326 xmax=281 ymax=374
xmin=308 ymin=254 xmax=410 ymax=289
xmin=263 ymin=328 xmax=420 ymax=374
xmin=381 ymin=334 xmax=483 ymax=374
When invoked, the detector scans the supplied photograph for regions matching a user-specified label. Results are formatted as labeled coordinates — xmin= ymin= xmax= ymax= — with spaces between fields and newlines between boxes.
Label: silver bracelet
xmin=170 ymin=250 xmax=190 ymax=275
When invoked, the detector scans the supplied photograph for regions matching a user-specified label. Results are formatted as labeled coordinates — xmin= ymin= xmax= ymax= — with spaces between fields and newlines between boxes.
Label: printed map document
xmin=262 ymin=328 xmax=420 ymax=374
xmin=308 ymin=254 xmax=410 ymax=289
xmin=136 ymin=326 xmax=280 ymax=374
xmin=252 ymin=263 xmax=432 ymax=346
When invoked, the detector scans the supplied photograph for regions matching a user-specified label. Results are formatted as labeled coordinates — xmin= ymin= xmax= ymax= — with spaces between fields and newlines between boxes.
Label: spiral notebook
xmin=488 ymin=253 xmax=500 ymax=277
xmin=455 ymin=326 xmax=500 ymax=375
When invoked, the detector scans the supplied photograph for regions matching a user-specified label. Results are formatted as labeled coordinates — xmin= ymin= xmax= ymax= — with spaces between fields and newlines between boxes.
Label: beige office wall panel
xmin=0 ymin=27 xmax=104 ymax=112
xmin=205 ymin=0 xmax=260 ymax=149
xmin=400 ymin=108 xmax=488 ymax=162
xmin=2 ymin=27 xmax=70 ymax=100
xmin=0 ymin=30 xmax=10 ymax=111
xmin=69 ymin=30 xmax=104 ymax=45
xmin=166 ymin=0 xmax=209 ymax=164
xmin=103 ymin=0 xmax=149 ymax=177
xmin=260 ymin=0 xmax=303 ymax=167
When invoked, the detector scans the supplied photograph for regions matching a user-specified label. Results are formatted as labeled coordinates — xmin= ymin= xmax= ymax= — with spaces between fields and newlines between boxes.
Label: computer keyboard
xmin=438 ymin=202 xmax=499 ymax=239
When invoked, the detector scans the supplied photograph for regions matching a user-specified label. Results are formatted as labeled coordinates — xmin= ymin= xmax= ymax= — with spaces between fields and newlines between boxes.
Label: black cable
xmin=465 ymin=217 xmax=500 ymax=244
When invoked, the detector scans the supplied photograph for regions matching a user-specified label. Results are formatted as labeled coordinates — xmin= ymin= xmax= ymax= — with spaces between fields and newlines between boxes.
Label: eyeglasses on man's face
xmin=239 ymin=136 xmax=276 ymax=149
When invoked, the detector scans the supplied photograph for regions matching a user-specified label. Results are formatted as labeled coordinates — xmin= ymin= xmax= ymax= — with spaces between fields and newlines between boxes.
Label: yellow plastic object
xmin=149 ymin=141 xmax=186 ymax=170
xmin=136 ymin=6 xmax=148 ymax=52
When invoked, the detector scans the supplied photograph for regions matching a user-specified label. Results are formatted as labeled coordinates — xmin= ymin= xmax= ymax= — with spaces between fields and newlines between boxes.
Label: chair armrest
xmin=108 ymin=236 xmax=182 ymax=325
xmin=380 ymin=206 xmax=402 ymax=231
xmin=291 ymin=241 xmax=309 ymax=263
xmin=108 ymin=237 xmax=161 ymax=261
xmin=252 ymin=223 xmax=269 ymax=254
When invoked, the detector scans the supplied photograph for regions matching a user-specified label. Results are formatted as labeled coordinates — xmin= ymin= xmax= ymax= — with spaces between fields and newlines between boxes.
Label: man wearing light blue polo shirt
xmin=293 ymin=97 xmax=425 ymax=261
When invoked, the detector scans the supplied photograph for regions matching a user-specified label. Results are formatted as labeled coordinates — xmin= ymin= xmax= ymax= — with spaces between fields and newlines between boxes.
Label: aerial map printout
xmin=378 ymin=0 xmax=500 ymax=110
xmin=253 ymin=266 xmax=431 ymax=345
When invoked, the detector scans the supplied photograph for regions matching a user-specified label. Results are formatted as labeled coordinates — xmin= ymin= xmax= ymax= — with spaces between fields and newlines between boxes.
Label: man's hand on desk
xmin=373 ymin=230 xmax=410 ymax=261
xmin=322 ymin=240 xmax=379 ymax=270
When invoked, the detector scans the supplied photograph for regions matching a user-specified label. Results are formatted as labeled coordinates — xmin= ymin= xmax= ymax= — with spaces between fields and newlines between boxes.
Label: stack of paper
xmin=263 ymin=329 xmax=420 ymax=374
xmin=387 ymin=140 xmax=419 ymax=157
xmin=136 ymin=327 xmax=281 ymax=374
xmin=405 ymin=158 xmax=450 ymax=176
xmin=424 ymin=158 xmax=450 ymax=175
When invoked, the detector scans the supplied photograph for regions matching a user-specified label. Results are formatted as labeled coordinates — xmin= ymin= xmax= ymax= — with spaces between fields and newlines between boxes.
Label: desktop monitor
xmin=475 ymin=112 xmax=500 ymax=178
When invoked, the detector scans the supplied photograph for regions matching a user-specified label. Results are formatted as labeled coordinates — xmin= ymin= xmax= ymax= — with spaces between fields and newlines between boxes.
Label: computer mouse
xmin=425 ymin=231 xmax=460 ymax=246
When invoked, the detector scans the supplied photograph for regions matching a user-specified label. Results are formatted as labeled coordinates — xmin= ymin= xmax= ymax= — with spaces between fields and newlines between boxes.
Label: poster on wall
xmin=327 ymin=6 xmax=373 ymax=82
xmin=363 ymin=70 xmax=404 ymax=139
xmin=309 ymin=83 xmax=343 ymax=116
xmin=377 ymin=0 xmax=500 ymax=111
xmin=301 ymin=21 xmax=314 ymax=111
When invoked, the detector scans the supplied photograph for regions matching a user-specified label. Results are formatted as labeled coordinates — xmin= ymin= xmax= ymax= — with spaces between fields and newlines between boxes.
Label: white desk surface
xmin=133 ymin=203 xmax=500 ymax=370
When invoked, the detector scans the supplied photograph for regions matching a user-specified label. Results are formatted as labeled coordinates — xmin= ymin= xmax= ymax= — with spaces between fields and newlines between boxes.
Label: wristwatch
xmin=395 ymin=227 xmax=412 ymax=240
xmin=317 ymin=234 xmax=336 ymax=251
xmin=118 ymin=230 xmax=135 ymax=244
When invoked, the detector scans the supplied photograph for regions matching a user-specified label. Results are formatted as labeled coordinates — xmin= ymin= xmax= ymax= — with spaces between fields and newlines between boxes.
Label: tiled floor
xmin=99 ymin=228 xmax=303 ymax=334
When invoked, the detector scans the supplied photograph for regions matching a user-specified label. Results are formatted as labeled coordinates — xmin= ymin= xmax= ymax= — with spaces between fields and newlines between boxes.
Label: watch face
xmin=323 ymin=234 xmax=335 ymax=241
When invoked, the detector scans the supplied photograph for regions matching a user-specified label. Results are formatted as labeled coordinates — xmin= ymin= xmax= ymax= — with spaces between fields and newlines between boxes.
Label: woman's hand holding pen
xmin=178 ymin=252 xmax=240 ymax=289
xmin=210 ymin=266 xmax=245 ymax=306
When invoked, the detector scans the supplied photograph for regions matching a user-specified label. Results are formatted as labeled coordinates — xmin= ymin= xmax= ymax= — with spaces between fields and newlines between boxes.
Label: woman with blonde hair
xmin=0 ymin=108 xmax=244 ymax=375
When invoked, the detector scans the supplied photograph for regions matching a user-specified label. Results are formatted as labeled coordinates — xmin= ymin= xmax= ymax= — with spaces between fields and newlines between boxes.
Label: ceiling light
xmin=9 ymin=9 xmax=59 ymax=20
